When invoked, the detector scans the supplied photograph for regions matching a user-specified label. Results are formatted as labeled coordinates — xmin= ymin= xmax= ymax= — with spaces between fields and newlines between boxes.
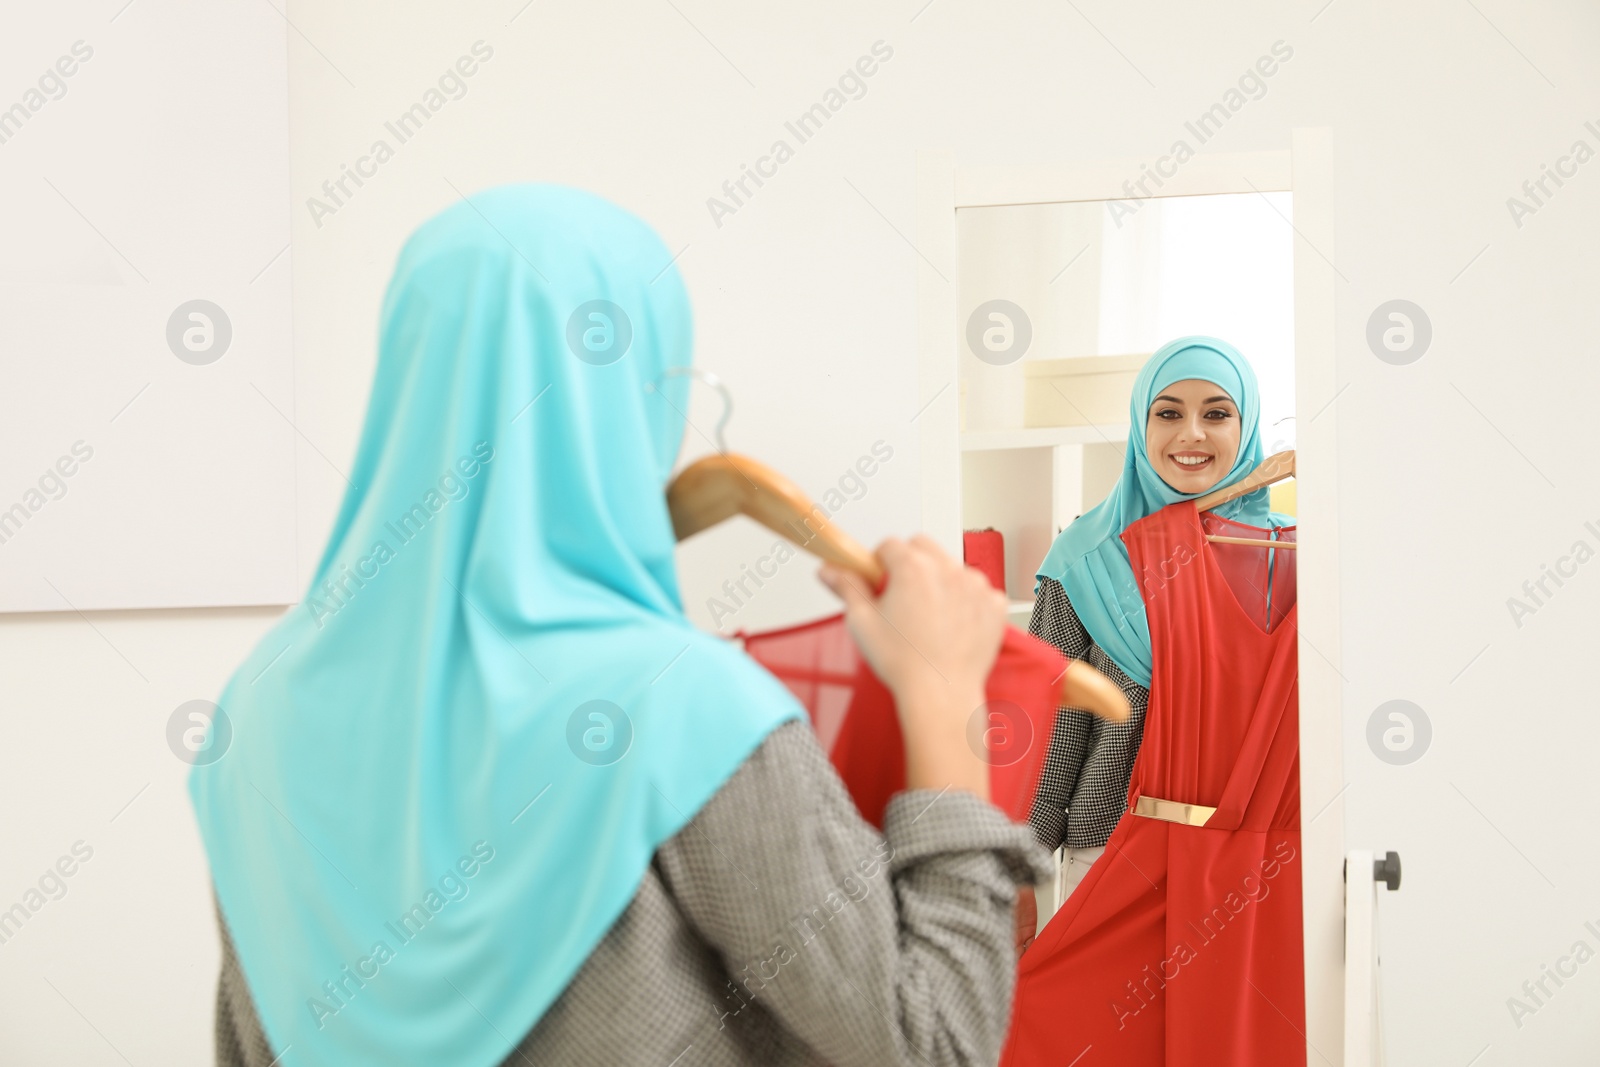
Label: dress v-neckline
xmin=1186 ymin=503 xmax=1297 ymax=638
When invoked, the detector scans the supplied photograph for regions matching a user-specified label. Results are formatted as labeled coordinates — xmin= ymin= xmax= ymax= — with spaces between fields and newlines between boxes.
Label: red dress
xmin=740 ymin=617 xmax=1067 ymax=827
xmin=1001 ymin=502 xmax=1305 ymax=1067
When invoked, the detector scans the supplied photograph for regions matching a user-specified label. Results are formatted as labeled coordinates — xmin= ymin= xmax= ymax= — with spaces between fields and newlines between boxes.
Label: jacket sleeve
xmin=1025 ymin=577 xmax=1095 ymax=852
xmin=653 ymin=719 xmax=1054 ymax=1067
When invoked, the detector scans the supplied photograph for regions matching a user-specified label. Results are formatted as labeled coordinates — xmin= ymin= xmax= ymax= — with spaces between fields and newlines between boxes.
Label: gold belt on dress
xmin=1133 ymin=795 xmax=1216 ymax=827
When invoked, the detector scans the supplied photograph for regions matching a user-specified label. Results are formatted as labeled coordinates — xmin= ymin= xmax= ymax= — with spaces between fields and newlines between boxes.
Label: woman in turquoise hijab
xmin=1025 ymin=338 xmax=1289 ymax=899
xmin=191 ymin=185 xmax=1050 ymax=1067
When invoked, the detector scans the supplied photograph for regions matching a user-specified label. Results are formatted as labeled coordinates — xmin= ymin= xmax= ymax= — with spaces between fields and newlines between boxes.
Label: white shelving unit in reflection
xmin=949 ymin=196 xmax=1141 ymax=625
xmin=959 ymin=426 xmax=1129 ymax=623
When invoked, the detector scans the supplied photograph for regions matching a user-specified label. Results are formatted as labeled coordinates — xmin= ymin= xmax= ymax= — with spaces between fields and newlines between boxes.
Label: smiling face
xmin=1144 ymin=378 xmax=1242 ymax=494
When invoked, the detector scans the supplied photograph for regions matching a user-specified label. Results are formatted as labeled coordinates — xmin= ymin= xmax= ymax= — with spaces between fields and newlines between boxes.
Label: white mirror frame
xmin=914 ymin=129 xmax=1343 ymax=1066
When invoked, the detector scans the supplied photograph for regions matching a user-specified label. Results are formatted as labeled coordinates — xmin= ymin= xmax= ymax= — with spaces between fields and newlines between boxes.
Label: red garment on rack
xmin=1001 ymin=503 xmax=1304 ymax=1067
xmin=963 ymin=529 xmax=1007 ymax=592
xmin=740 ymin=617 xmax=1065 ymax=826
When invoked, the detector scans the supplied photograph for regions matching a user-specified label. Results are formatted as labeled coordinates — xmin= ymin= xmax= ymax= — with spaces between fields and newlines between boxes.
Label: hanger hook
xmin=647 ymin=367 xmax=733 ymax=453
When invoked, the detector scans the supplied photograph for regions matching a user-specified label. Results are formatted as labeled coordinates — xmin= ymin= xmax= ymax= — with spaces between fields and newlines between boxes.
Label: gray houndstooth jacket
xmin=1025 ymin=577 xmax=1153 ymax=852
xmin=213 ymin=719 xmax=1053 ymax=1067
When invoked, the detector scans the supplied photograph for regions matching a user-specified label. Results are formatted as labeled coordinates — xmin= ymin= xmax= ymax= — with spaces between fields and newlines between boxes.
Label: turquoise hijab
xmin=1036 ymin=336 xmax=1281 ymax=687
xmin=189 ymin=186 xmax=801 ymax=1067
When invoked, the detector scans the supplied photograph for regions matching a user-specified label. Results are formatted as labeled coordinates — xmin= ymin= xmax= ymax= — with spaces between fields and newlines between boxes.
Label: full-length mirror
xmin=950 ymin=187 xmax=1309 ymax=1063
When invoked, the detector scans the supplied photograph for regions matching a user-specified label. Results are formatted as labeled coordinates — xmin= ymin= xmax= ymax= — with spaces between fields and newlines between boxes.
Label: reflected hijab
xmin=189 ymin=186 xmax=801 ymax=1067
xmin=1035 ymin=336 xmax=1275 ymax=687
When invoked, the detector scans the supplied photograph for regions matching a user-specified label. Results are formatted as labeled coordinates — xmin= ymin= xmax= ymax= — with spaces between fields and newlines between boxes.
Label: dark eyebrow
xmin=1151 ymin=394 xmax=1236 ymax=407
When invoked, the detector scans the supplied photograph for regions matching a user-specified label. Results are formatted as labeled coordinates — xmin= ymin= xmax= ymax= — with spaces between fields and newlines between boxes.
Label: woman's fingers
xmin=818 ymin=563 xmax=872 ymax=611
xmin=874 ymin=537 xmax=914 ymax=576
xmin=818 ymin=564 xmax=888 ymax=677
xmin=821 ymin=537 xmax=1006 ymax=799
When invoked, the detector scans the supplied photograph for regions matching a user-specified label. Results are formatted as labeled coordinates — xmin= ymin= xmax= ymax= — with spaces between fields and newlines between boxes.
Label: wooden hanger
xmin=1193 ymin=450 xmax=1296 ymax=551
xmin=669 ymin=453 xmax=885 ymax=581
xmin=668 ymin=452 xmax=1131 ymax=723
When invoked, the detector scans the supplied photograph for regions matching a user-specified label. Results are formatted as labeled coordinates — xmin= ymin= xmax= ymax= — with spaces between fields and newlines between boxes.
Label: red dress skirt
xmin=1001 ymin=502 xmax=1305 ymax=1067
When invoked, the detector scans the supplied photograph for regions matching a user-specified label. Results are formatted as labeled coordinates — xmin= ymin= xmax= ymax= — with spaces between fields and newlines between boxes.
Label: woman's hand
xmin=818 ymin=536 xmax=1008 ymax=799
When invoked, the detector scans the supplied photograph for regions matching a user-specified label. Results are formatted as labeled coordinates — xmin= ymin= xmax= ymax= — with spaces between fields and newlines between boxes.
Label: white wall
xmin=3 ymin=1 xmax=1597 ymax=1063
xmin=0 ymin=1 xmax=299 ymax=614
